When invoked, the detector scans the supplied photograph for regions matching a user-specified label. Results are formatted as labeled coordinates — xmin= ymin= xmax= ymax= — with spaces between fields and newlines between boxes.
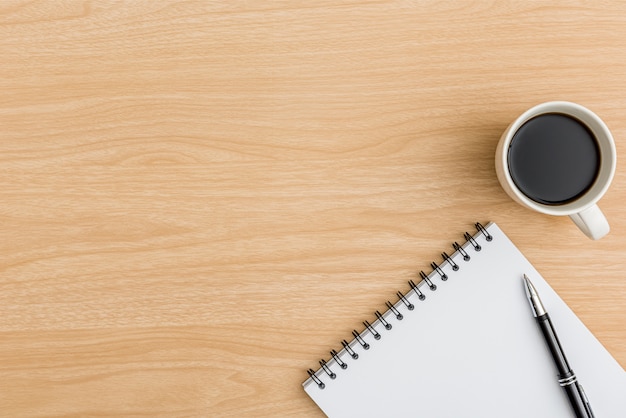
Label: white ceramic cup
xmin=495 ymin=101 xmax=616 ymax=240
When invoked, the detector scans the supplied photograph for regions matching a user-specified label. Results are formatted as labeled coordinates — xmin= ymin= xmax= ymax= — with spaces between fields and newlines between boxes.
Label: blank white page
xmin=303 ymin=222 xmax=626 ymax=417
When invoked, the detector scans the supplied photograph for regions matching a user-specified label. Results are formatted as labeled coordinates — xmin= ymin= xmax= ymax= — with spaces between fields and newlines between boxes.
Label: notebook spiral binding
xmin=306 ymin=222 xmax=493 ymax=390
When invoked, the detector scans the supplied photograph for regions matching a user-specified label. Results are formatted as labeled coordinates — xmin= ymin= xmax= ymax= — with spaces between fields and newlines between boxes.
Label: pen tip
xmin=522 ymin=274 xmax=545 ymax=317
xmin=522 ymin=274 xmax=530 ymax=294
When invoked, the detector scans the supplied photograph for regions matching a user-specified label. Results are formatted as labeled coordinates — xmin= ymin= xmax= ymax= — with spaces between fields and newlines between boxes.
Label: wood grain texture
xmin=1 ymin=1 xmax=626 ymax=416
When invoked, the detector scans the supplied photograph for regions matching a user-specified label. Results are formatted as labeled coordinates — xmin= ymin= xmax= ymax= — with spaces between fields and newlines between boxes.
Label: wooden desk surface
xmin=2 ymin=2 xmax=625 ymax=416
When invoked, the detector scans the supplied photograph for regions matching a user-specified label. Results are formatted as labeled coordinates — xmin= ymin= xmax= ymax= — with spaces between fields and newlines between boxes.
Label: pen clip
xmin=578 ymin=384 xmax=595 ymax=418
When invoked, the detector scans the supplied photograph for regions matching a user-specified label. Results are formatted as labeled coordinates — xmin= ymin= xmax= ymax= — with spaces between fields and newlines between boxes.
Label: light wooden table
xmin=2 ymin=1 xmax=625 ymax=416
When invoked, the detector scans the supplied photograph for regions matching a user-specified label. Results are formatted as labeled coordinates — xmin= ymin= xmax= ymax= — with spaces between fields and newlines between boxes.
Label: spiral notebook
xmin=303 ymin=222 xmax=626 ymax=417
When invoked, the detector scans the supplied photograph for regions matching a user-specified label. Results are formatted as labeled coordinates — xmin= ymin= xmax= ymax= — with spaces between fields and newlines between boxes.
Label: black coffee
xmin=508 ymin=113 xmax=600 ymax=205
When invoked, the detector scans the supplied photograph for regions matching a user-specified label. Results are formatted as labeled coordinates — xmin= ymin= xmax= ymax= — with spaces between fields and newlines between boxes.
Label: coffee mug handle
xmin=569 ymin=204 xmax=610 ymax=240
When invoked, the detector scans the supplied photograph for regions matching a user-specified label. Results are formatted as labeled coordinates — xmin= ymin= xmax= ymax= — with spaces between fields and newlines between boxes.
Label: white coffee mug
xmin=495 ymin=101 xmax=616 ymax=240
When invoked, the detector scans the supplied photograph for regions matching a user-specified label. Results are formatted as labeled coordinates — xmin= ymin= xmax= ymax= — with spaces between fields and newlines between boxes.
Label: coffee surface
xmin=508 ymin=113 xmax=600 ymax=205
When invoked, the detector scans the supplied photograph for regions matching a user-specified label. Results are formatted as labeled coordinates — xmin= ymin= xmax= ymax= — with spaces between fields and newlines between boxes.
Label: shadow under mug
xmin=495 ymin=101 xmax=616 ymax=240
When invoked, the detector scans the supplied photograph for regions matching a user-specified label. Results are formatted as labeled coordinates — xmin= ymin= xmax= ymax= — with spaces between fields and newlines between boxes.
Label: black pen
xmin=522 ymin=274 xmax=594 ymax=418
